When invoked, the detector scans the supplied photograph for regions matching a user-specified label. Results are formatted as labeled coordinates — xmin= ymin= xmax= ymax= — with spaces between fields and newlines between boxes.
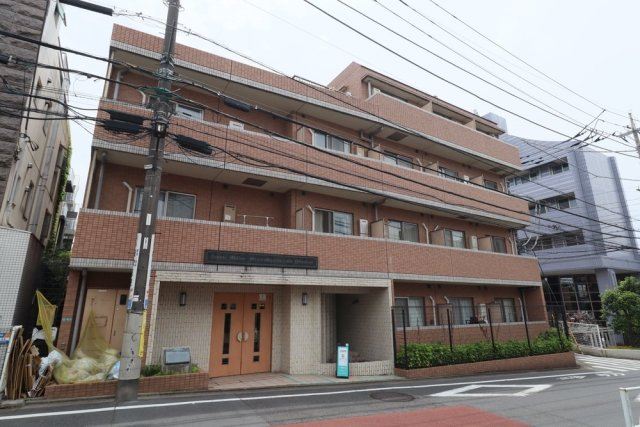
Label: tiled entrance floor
xmin=208 ymin=373 xmax=400 ymax=391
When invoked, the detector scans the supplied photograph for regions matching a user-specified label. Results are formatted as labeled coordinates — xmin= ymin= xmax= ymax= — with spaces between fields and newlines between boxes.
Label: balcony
xmin=93 ymin=101 xmax=529 ymax=228
xmin=71 ymin=209 xmax=541 ymax=284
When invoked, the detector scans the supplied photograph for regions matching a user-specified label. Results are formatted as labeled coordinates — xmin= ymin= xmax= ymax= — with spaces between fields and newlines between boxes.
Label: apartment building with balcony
xmin=57 ymin=24 xmax=545 ymax=378
xmin=501 ymin=128 xmax=640 ymax=323
xmin=0 ymin=0 xmax=71 ymax=330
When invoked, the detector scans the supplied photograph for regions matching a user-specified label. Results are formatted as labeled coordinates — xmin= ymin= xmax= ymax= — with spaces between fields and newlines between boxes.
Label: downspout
xmin=422 ymin=223 xmax=430 ymax=244
xmin=122 ymin=181 xmax=133 ymax=213
xmin=94 ymin=151 xmax=107 ymax=209
xmin=517 ymin=297 xmax=525 ymax=322
xmin=443 ymin=296 xmax=450 ymax=304
xmin=70 ymin=269 xmax=88 ymax=353
xmin=83 ymin=150 xmax=97 ymax=208
xmin=429 ymin=295 xmax=437 ymax=326
xmin=306 ymin=205 xmax=314 ymax=231
xmin=111 ymin=68 xmax=126 ymax=101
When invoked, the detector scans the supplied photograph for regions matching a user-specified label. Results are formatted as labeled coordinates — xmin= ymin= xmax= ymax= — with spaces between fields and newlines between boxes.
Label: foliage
xmin=397 ymin=329 xmax=571 ymax=369
xmin=601 ymin=276 xmax=640 ymax=346
xmin=140 ymin=363 xmax=200 ymax=377
xmin=141 ymin=364 xmax=163 ymax=377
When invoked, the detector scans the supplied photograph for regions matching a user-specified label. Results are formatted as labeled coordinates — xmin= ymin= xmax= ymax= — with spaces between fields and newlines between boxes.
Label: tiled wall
xmin=0 ymin=228 xmax=31 ymax=328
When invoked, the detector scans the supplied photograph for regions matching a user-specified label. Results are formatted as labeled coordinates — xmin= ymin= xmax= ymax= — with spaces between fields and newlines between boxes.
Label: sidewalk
xmin=208 ymin=372 xmax=402 ymax=391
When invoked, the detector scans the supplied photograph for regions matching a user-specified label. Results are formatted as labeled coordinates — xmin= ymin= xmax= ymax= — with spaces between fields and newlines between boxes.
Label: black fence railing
xmin=391 ymin=304 xmax=569 ymax=369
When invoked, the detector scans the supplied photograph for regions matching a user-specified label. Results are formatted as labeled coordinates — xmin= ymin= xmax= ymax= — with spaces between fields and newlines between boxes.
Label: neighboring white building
xmin=502 ymin=128 xmax=640 ymax=323
xmin=0 ymin=0 xmax=71 ymax=330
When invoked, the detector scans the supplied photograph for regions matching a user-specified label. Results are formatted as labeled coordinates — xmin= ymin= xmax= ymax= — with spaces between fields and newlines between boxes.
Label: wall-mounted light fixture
xmin=179 ymin=291 xmax=187 ymax=306
xmin=301 ymin=292 xmax=308 ymax=306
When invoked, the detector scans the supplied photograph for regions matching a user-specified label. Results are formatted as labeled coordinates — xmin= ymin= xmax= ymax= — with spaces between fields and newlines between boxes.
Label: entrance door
xmin=209 ymin=293 xmax=272 ymax=377
xmin=81 ymin=289 xmax=128 ymax=352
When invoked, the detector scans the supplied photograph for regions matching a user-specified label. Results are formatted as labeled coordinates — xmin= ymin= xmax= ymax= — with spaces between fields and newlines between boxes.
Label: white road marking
xmin=431 ymin=384 xmax=551 ymax=398
xmin=0 ymin=370 xmax=611 ymax=421
xmin=576 ymin=355 xmax=640 ymax=372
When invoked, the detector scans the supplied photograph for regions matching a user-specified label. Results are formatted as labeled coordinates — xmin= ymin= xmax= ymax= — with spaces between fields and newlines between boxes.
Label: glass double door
xmin=209 ymin=293 xmax=272 ymax=377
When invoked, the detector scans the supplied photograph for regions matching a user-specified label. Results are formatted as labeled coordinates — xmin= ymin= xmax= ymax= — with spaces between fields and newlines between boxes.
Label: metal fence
xmin=391 ymin=304 xmax=568 ymax=368
xmin=568 ymin=322 xmax=616 ymax=349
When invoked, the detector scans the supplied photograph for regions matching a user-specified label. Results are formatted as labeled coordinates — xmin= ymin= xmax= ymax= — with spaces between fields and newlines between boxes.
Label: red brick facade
xmin=61 ymin=25 xmax=547 ymax=379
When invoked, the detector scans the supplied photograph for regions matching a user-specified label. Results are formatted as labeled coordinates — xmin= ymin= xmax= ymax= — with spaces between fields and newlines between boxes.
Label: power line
xmin=423 ymin=0 xmax=631 ymax=121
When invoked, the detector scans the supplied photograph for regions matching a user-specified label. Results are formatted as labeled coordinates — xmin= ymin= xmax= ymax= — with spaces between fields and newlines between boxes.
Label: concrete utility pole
xmin=116 ymin=0 xmax=180 ymax=402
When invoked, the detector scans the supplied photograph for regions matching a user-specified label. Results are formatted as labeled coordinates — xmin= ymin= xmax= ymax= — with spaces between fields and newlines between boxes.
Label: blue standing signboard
xmin=336 ymin=343 xmax=349 ymax=378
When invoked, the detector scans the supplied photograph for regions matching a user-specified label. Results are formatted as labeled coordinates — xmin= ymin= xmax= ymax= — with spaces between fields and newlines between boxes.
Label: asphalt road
xmin=2 ymin=357 xmax=640 ymax=426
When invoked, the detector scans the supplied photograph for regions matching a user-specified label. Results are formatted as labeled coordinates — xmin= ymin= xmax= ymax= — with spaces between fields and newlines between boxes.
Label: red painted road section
xmin=281 ymin=405 xmax=529 ymax=426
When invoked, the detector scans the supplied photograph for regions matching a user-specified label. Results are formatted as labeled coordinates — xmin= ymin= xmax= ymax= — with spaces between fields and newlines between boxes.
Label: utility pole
xmin=116 ymin=0 xmax=180 ymax=402
xmin=621 ymin=113 xmax=640 ymax=159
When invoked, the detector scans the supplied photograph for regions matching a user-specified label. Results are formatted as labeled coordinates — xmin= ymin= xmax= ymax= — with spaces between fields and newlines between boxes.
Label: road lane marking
xmin=432 ymin=384 xmax=551 ymax=398
xmin=0 ymin=370 xmax=615 ymax=421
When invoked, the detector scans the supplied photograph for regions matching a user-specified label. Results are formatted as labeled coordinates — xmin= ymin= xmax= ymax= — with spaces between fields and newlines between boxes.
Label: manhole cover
xmin=370 ymin=391 xmax=415 ymax=402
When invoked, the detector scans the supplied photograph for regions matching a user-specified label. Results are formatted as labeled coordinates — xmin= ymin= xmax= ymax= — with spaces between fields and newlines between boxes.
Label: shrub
xmin=397 ymin=330 xmax=570 ymax=369
xmin=141 ymin=364 xmax=163 ymax=377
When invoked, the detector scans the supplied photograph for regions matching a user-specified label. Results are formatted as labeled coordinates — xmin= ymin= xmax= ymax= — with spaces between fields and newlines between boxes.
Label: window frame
xmin=438 ymin=166 xmax=459 ymax=181
xmin=494 ymin=298 xmax=517 ymax=323
xmin=134 ymin=188 xmax=196 ymax=219
xmin=484 ymin=179 xmax=498 ymax=190
xmin=313 ymin=131 xmax=351 ymax=154
xmin=449 ymin=297 xmax=474 ymax=325
xmin=313 ymin=208 xmax=353 ymax=235
xmin=491 ymin=236 xmax=507 ymax=253
xmin=394 ymin=297 xmax=426 ymax=328
xmin=444 ymin=229 xmax=466 ymax=249
xmin=387 ymin=220 xmax=419 ymax=242
xmin=383 ymin=152 xmax=413 ymax=169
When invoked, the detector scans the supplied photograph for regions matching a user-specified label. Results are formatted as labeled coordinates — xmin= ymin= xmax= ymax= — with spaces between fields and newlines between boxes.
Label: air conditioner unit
xmin=359 ymin=219 xmax=369 ymax=237
xmin=469 ymin=235 xmax=478 ymax=250
xmin=372 ymin=88 xmax=381 ymax=95
xmin=228 ymin=120 xmax=244 ymax=131
xmin=223 ymin=204 xmax=236 ymax=222
xmin=463 ymin=175 xmax=470 ymax=183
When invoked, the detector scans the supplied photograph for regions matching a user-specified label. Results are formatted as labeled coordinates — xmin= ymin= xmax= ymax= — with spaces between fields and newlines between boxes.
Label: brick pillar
xmin=57 ymin=269 xmax=81 ymax=353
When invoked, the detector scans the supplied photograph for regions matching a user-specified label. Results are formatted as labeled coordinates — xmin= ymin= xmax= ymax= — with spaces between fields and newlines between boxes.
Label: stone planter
xmin=44 ymin=372 xmax=209 ymax=400
xmin=395 ymin=352 xmax=576 ymax=379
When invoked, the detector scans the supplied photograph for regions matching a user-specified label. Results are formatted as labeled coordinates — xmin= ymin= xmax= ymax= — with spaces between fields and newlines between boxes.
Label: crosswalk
xmin=576 ymin=354 xmax=640 ymax=372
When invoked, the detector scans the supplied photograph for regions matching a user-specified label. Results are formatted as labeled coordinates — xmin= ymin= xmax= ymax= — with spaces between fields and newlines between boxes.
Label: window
xmin=40 ymin=210 xmax=52 ymax=242
xmin=551 ymin=160 xmax=569 ymax=175
xmin=394 ymin=297 xmax=425 ymax=327
xmin=491 ymin=236 xmax=507 ymax=253
xmin=134 ymin=189 xmax=196 ymax=219
xmin=449 ymin=297 xmax=474 ymax=325
xmin=314 ymin=209 xmax=353 ymax=235
xmin=484 ymin=179 xmax=498 ymax=190
xmin=175 ymin=103 xmax=204 ymax=120
xmin=51 ymin=146 xmax=66 ymax=195
xmin=444 ymin=229 xmax=466 ymax=248
xmin=313 ymin=131 xmax=351 ymax=154
xmin=494 ymin=298 xmax=516 ymax=322
xmin=530 ymin=194 xmax=577 ymax=214
xmin=383 ymin=152 xmax=413 ymax=168
xmin=21 ymin=181 xmax=35 ymax=219
xmin=438 ymin=167 xmax=459 ymax=180
xmin=388 ymin=220 xmax=418 ymax=242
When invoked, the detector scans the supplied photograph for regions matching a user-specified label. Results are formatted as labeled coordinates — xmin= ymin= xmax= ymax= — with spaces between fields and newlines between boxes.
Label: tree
xmin=601 ymin=276 xmax=640 ymax=346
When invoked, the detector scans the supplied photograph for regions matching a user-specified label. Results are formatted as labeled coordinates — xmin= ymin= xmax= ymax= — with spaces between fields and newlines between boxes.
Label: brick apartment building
xmin=58 ymin=25 xmax=546 ymax=377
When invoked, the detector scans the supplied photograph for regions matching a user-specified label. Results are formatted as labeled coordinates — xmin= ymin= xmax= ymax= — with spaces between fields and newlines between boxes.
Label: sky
xmin=58 ymin=0 xmax=640 ymax=238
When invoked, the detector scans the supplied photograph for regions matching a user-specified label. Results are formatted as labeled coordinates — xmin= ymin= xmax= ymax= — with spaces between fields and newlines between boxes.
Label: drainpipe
xmin=422 ymin=223 xmax=430 ymax=244
xmin=94 ymin=151 xmax=107 ymax=209
xmin=70 ymin=269 xmax=88 ymax=354
xmin=112 ymin=69 xmax=126 ymax=101
xmin=306 ymin=205 xmax=314 ymax=231
xmin=517 ymin=297 xmax=525 ymax=322
xmin=429 ymin=295 xmax=437 ymax=325
xmin=83 ymin=150 xmax=97 ymax=209
xmin=122 ymin=181 xmax=133 ymax=213
xmin=443 ymin=296 xmax=450 ymax=304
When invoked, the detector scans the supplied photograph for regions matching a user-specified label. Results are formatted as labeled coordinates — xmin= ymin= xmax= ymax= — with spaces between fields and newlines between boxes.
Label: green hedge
xmin=397 ymin=329 xmax=571 ymax=369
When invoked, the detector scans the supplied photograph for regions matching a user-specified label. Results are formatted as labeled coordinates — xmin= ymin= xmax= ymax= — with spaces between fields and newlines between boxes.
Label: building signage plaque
xmin=204 ymin=250 xmax=318 ymax=269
